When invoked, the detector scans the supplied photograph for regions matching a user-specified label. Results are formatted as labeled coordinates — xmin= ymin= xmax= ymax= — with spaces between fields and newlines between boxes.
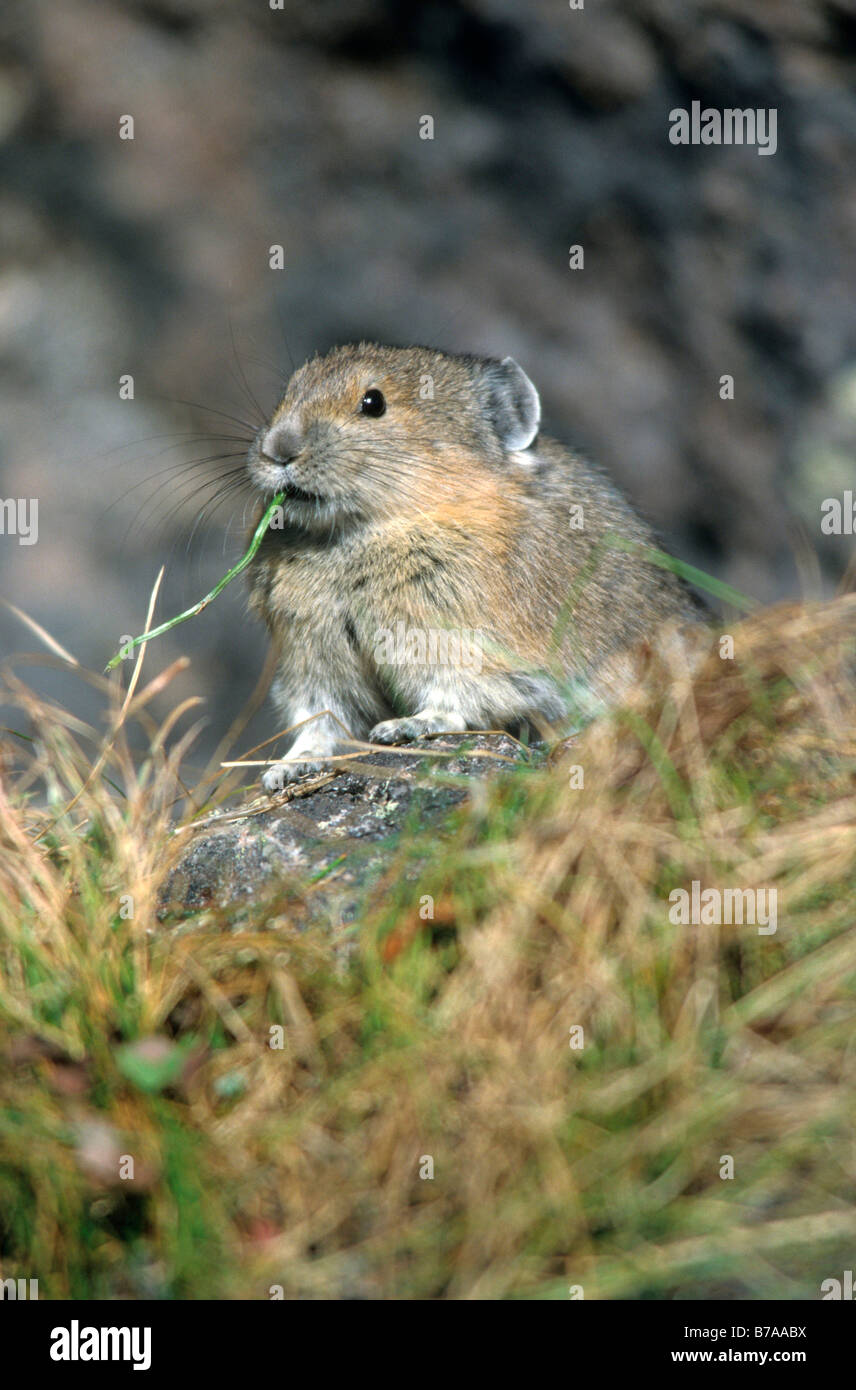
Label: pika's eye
xmin=360 ymin=388 xmax=386 ymax=418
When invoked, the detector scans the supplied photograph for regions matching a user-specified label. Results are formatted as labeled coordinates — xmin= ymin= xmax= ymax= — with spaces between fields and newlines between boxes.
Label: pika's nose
xmin=259 ymin=422 xmax=301 ymax=465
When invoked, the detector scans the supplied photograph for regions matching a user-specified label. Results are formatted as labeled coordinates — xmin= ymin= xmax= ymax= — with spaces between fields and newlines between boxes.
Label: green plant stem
xmin=105 ymin=493 xmax=284 ymax=672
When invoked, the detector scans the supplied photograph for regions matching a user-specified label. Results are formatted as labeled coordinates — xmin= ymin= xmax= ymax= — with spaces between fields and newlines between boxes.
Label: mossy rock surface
xmin=161 ymin=734 xmax=527 ymax=922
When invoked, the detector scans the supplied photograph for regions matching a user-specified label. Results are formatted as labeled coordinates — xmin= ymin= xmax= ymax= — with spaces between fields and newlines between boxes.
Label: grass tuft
xmin=1 ymin=597 xmax=855 ymax=1298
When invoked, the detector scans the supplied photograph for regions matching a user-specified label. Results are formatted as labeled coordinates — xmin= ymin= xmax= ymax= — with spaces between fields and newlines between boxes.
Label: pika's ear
xmin=477 ymin=357 xmax=541 ymax=451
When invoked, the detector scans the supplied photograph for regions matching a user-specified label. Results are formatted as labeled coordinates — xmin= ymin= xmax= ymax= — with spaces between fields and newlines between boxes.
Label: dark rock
xmin=160 ymin=733 xmax=527 ymax=922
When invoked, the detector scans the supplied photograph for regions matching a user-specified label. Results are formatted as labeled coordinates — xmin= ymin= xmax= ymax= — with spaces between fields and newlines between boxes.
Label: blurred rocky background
xmin=1 ymin=0 xmax=854 ymax=772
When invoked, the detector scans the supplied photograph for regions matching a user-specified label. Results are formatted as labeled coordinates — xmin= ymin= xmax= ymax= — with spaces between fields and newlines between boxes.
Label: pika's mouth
xmin=248 ymin=449 xmax=325 ymax=504
xmin=281 ymin=480 xmax=324 ymax=503
xmin=248 ymin=434 xmax=325 ymax=499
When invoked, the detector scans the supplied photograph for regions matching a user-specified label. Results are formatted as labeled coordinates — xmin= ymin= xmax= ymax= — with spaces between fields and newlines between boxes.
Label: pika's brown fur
xmin=246 ymin=343 xmax=702 ymax=789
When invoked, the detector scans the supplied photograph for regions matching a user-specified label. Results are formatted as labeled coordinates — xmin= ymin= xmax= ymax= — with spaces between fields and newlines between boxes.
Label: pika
xmin=246 ymin=343 xmax=701 ymax=790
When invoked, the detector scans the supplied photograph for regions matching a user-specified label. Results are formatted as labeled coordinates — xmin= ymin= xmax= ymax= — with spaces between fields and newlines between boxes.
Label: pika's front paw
xmin=369 ymin=711 xmax=467 ymax=745
xmin=261 ymin=756 xmax=326 ymax=792
xmin=369 ymin=717 xmax=425 ymax=745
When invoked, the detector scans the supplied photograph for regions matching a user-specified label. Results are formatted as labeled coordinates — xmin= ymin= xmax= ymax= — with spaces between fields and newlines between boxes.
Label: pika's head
xmin=247 ymin=342 xmax=541 ymax=529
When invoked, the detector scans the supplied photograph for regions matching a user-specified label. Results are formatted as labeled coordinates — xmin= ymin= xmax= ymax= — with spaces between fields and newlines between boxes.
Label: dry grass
xmin=1 ymin=597 xmax=855 ymax=1299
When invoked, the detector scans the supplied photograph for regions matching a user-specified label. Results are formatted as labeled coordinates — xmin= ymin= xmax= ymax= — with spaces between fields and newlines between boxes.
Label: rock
xmin=160 ymin=733 xmax=527 ymax=922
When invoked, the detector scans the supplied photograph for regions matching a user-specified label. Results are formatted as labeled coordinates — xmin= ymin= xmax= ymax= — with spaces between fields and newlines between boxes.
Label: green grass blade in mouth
xmin=105 ymin=492 xmax=285 ymax=672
